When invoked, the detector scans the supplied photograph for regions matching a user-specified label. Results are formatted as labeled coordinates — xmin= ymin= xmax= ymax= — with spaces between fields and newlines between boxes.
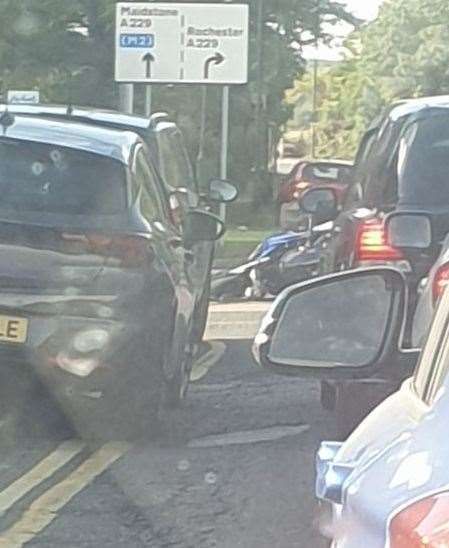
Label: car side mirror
xmin=299 ymin=187 xmax=339 ymax=224
xmin=385 ymin=211 xmax=432 ymax=249
xmin=208 ymin=179 xmax=238 ymax=203
xmin=253 ymin=268 xmax=407 ymax=378
xmin=183 ymin=210 xmax=225 ymax=243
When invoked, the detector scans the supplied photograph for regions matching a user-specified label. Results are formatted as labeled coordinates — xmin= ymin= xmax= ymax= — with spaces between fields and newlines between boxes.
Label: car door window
xmin=349 ymin=129 xmax=377 ymax=203
xmin=158 ymin=129 xmax=198 ymax=199
xmin=362 ymin=117 xmax=408 ymax=208
xmin=134 ymin=149 xmax=168 ymax=223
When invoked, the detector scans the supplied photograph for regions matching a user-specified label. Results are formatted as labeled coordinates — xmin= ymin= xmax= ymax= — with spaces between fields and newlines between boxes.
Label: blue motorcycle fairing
xmin=258 ymin=231 xmax=306 ymax=259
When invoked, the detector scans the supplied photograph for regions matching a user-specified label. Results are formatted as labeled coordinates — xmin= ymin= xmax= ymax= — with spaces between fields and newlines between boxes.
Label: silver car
xmin=253 ymin=263 xmax=449 ymax=547
xmin=413 ymin=232 xmax=449 ymax=347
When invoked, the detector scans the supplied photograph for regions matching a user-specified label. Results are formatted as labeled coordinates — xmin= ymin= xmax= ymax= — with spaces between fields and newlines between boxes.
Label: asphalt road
xmin=0 ymin=302 xmax=333 ymax=548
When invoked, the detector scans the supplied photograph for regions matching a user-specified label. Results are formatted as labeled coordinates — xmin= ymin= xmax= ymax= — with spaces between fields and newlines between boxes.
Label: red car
xmin=279 ymin=159 xmax=353 ymax=204
xmin=278 ymin=159 xmax=353 ymax=230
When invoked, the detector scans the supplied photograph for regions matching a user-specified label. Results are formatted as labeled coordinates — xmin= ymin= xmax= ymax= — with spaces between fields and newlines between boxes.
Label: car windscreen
xmin=398 ymin=113 xmax=449 ymax=208
xmin=0 ymin=139 xmax=127 ymax=215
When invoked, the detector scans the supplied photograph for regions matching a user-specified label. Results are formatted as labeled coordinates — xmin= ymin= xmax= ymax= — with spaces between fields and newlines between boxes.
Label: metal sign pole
xmin=145 ymin=85 xmax=152 ymax=117
xmin=119 ymin=83 xmax=134 ymax=114
xmin=219 ymin=85 xmax=230 ymax=227
xmin=196 ymin=86 xmax=208 ymax=186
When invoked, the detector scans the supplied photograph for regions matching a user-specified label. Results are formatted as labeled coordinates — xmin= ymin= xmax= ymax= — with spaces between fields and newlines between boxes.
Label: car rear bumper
xmin=0 ymin=295 xmax=153 ymax=404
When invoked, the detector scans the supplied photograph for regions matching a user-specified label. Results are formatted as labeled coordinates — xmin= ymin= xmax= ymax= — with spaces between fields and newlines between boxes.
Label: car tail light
xmin=61 ymin=233 xmax=153 ymax=267
xmin=432 ymin=263 xmax=449 ymax=303
xmin=356 ymin=219 xmax=404 ymax=262
xmin=389 ymin=491 xmax=449 ymax=547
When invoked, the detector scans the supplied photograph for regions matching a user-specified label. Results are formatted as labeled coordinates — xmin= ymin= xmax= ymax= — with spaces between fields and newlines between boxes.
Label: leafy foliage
xmin=297 ymin=0 xmax=449 ymax=159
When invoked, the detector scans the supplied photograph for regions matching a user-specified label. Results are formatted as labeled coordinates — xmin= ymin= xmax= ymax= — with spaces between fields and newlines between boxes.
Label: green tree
xmin=307 ymin=0 xmax=449 ymax=159
xmin=0 ymin=0 xmax=116 ymax=106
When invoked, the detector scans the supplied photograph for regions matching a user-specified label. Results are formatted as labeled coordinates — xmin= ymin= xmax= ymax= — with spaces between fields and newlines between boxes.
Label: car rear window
xmin=398 ymin=113 xmax=449 ymax=208
xmin=302 ymin=163 xmax=351 ymax=185
xmin=0 ymin=139 xmax=127 ymax=214
xmin=156 ymin=129 xmax=197 ymax=193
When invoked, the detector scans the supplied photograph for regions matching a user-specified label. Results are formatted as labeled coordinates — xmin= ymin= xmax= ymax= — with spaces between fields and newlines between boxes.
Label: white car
xmin=253 ymin=262 xmax=449 ymax=547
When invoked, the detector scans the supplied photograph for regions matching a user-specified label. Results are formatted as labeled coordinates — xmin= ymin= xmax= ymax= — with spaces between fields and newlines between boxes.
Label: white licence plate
xmin=0 ymin=315 xmax=28 ymax=344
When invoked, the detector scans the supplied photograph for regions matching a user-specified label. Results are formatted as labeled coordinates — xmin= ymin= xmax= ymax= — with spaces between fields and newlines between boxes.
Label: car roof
xmin=0 ymin=114 xmax=140 ymax=165
xmin=388 ymin=95 xmax=449 ymax=122
xmin=0 ymin=103 xmax=177 ymax=135
xmin=0 ymin=103 xmax=151 ymax=129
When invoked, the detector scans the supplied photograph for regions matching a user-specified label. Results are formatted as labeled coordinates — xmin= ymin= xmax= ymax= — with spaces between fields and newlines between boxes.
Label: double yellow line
xmin=0 ymin=440 xmax=129 ymax=547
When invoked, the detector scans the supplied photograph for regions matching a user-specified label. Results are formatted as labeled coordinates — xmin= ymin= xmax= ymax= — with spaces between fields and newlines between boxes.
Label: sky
xmin=303 ymin=0 xmax=384 ymax=61
xmin=346 ymin=0 xmax=384 ymax=20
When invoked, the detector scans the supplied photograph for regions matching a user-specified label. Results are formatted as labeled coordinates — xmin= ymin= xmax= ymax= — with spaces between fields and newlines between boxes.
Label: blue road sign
xmin=120 ymin=34 xmax=154 ymax=48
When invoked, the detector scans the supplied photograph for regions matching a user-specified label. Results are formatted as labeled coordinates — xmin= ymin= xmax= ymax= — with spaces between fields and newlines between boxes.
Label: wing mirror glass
xmin=385 ymin=212 xmax=432 ymax=249
xmin=183 ymin=210 xmax=225 ymax=243
xmin=254 ymin=269 xmax=406 ymax=376
xmin=209 ymin=179 xmax=238 ymax=203
xmin=300 ymin=187 xmax=339 ymax=223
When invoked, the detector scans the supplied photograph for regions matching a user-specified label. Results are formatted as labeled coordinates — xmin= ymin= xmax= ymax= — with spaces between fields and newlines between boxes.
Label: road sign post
xmin=196 ymin=85 xmax=208 ymax=186
xmin=145 ymin=86 xmax=152 ymax=117
xmin=119 ymin=83 xmax=134 ymax=114
xmin=219 ymin=85 xmax=230 ymax=229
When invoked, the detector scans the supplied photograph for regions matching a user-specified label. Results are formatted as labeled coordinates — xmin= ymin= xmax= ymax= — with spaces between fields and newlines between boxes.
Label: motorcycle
xmin=211 ymin=219 xmax=332 ymax=301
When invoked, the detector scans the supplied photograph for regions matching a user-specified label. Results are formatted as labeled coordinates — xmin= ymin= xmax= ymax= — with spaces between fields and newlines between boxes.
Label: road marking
xmin=205 ymin=321 xmax=262 ymax=340
xmin=190 ymin=341 xmax=226 ymax=382
xmin=0 ymin=441 xmax=130 ymax=548
xmin=208 ymin=302 xmax=271 ymax=313
xmin=205 ymin=302 xmax=270 ymax=340
xmin=188 ymin=425 xmax=310 ymax=448
xmin=0 ymin=440 xmax=85 ymax=517
xmin=193 ymin=380 xmax=243 ymax=392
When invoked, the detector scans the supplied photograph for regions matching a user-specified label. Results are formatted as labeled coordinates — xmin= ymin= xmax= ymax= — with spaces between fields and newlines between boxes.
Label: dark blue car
xmin=0 ymin=114 xmax=224 ymax=440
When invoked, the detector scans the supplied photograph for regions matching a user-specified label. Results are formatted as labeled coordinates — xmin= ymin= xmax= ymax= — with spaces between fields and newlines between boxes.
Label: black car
xmin=297 ymin=96 xmax=449 ymax=427
xmin=0 ymin=103 xmax=237 ymax=342
xmin=313 ymin=96 xmax=449 ymax=283
xmin=0 ymin=113 xmax=224 ymax=440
